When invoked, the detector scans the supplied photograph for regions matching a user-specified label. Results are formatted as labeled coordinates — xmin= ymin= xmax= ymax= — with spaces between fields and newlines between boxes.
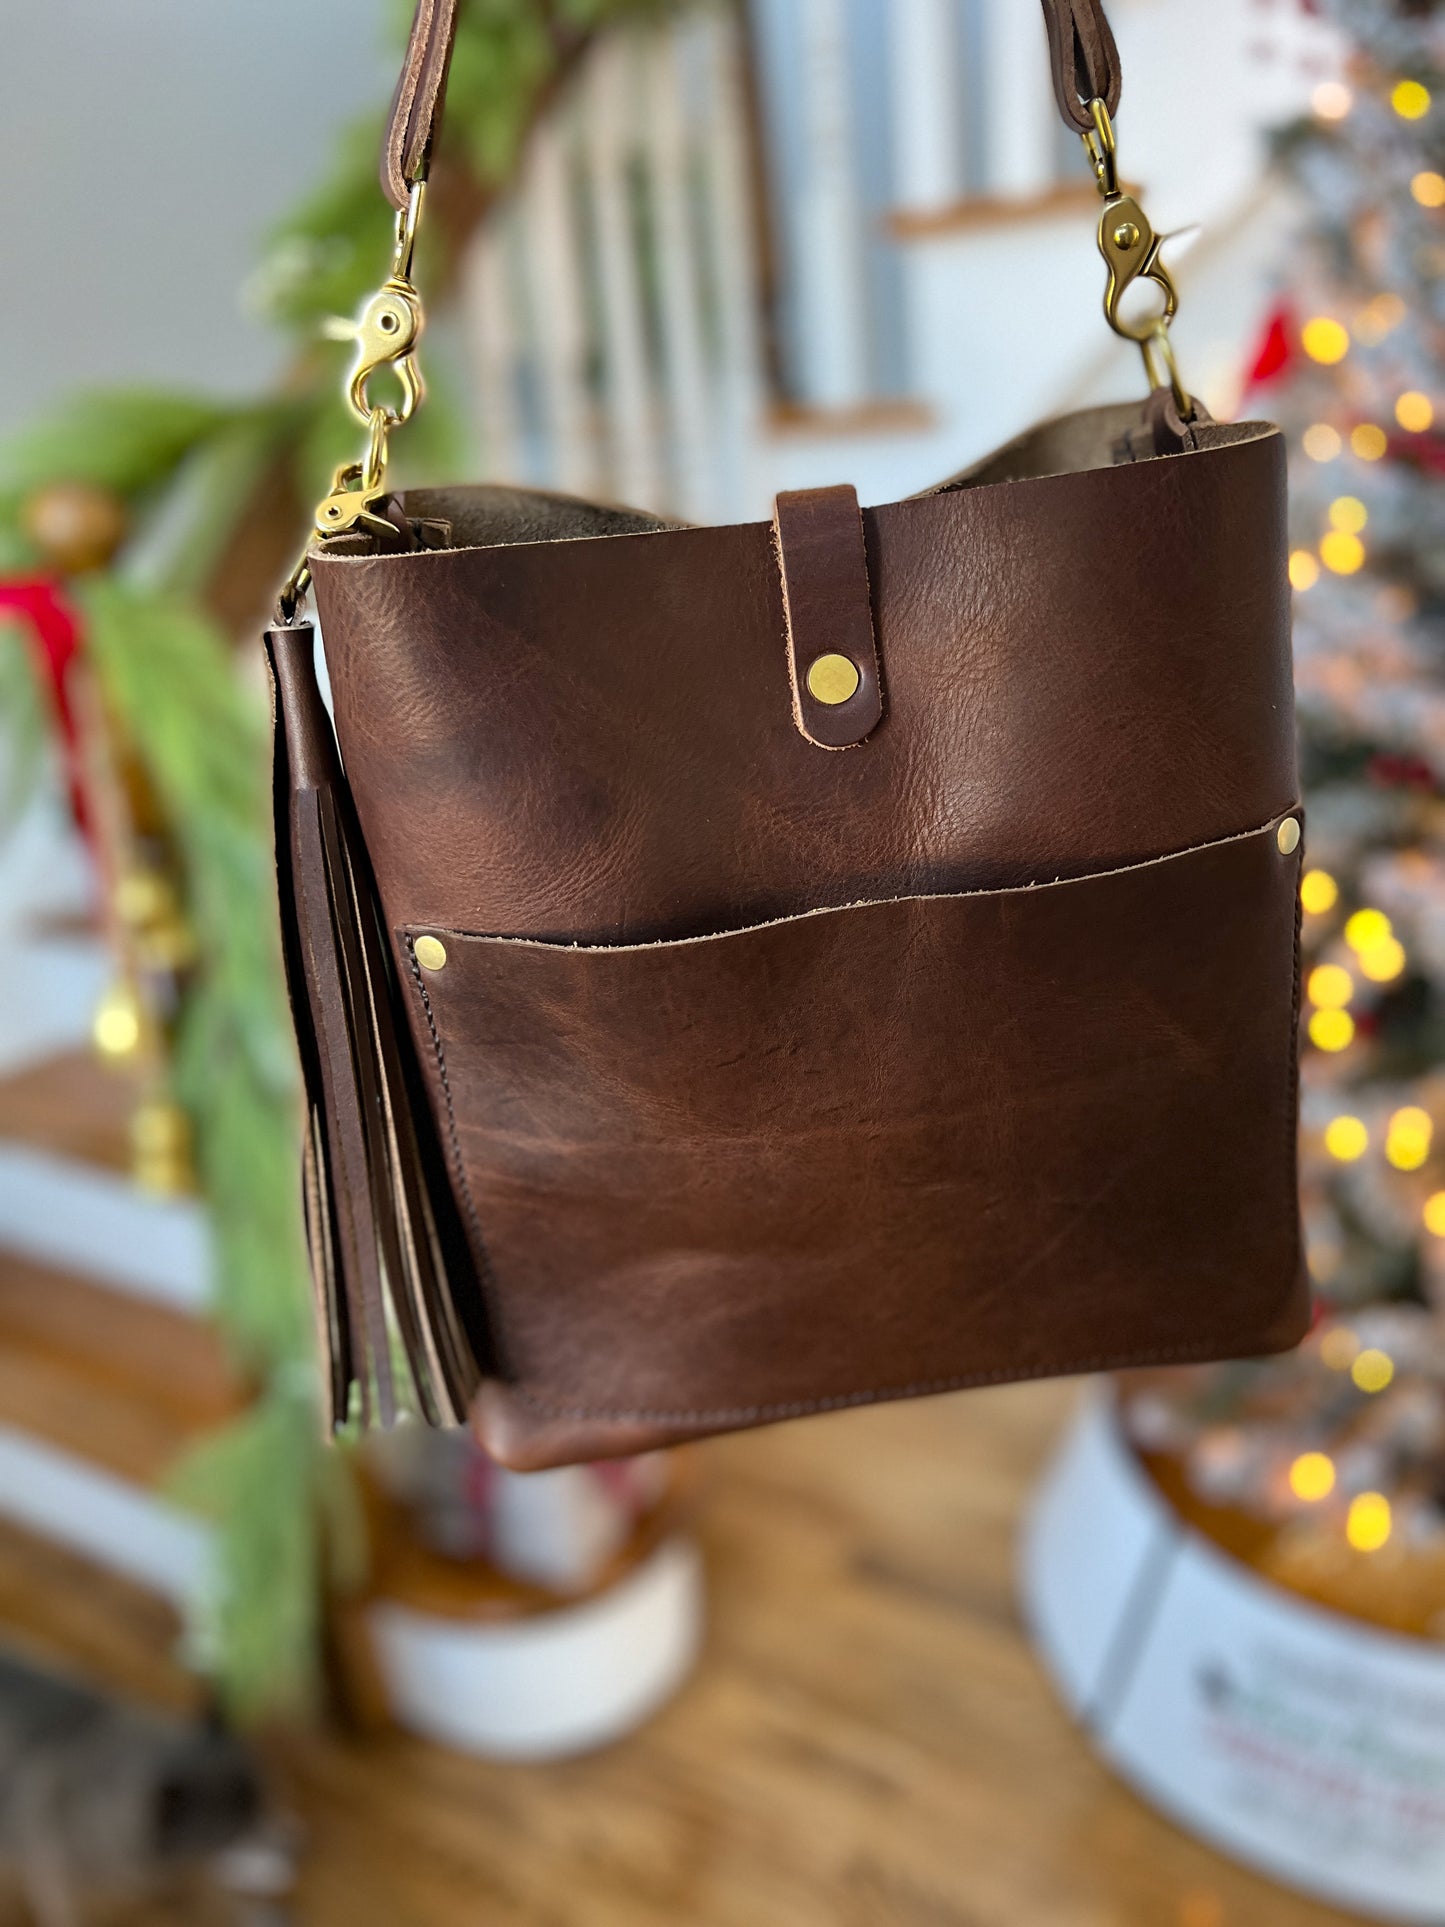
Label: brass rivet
xmin=806 ymin=653 xmax=861 ymax=706
xmin=1113 ymin=220 xmax=1141 ymax=250
xmin=414 ymin=935 xmax=448 ymax=971
xmin=1277 ymin=817 xmax=1301 ymax=856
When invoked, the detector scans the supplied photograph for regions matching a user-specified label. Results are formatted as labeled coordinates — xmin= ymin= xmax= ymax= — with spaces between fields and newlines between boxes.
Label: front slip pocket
xmin=401 ymin=816 xmax=1307 ymax=1440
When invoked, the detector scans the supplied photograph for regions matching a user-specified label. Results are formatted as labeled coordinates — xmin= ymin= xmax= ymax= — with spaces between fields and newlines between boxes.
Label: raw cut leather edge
xmin=402 ymin=810 xmax=1302 ymax=956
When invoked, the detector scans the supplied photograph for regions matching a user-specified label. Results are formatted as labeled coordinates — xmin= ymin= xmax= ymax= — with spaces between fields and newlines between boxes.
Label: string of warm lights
xmin=1286 ymin=71 xmax=1438 ymax=617
xmin=1292 ymin=64 xmax=1440 ymax=1464
xmin=1120 ymin=39 xmax=1442 ymax=1596
xmin=1300 ymin=867 xmax=1431 ymax=1556
xmin=1275 ymin=837 xmax=1433 ymax=1559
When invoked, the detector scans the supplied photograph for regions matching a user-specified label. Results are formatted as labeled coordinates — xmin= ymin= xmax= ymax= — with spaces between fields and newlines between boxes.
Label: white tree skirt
xmin=1023 ymin=1391 xmax=1445 ymax=1923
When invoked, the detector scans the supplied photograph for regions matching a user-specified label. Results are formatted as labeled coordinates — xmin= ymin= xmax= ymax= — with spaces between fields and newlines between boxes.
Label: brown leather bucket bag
xmin=267 ymin=0 xmax=1309 ymax=1468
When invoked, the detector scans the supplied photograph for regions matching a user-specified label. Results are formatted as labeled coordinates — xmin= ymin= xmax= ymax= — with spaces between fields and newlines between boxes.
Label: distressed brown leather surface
xmin=314 ymin=405 xmax=1295 ymax=947
xmin=308 ymin=400 xmax=1306 ymax=1464
xmin=405 ymin=818 xmax=1305 ymax=1468
xmin=774 ymin=484 xmax=885 ymax=749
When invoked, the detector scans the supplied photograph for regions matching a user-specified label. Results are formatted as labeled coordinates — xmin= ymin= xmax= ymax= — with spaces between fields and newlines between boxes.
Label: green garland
xmin=0 ymin=0 xmax=668 ymax=1719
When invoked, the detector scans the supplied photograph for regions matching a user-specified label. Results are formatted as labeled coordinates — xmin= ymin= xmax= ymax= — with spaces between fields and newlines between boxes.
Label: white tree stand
xmin=1023 ymin=1391 xmax=1445 ymax=1924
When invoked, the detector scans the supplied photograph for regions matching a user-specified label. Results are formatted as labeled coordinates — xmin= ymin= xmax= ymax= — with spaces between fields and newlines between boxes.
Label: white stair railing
xmin=458 ymin=1 xmax=1096 ymax=514
xmin=691 ymin=9 xmax=769 ymax=519
xmin=644 ymin=24 xmax=722 ymax=520
xmin=782 ymin=0 xmax=872 ymax=410
xmin=585 ymin=37 xmax=667 ymax=509
xmin=979 ymin=0 xmax=1062 ymax=199
xmin=518 ymin=120 xmax=597 ymax=497
xmin=460 ymin=7 xmax=768 ymax=522
xmin=458 ymin=224 xmax=526 ymax=485
xmin=891 ymin=0 xmax=966 ymax=213
xmin=457 ymin=0 xmax=1342 ymax=517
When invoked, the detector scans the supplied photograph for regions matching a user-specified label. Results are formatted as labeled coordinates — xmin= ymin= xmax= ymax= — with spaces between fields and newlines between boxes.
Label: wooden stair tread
xmin=0 ymin=1252 xmax=240 ymax=1486
xmin=0 ymin=1049 xmax=134 ymax=1173
xmin=888 ymin=178 xmax=1100 ymax=240
xmin=0 ymin=1048 xmax=237 ymax=1487
xmin=765 ymin=396 xmax=933 ymax=440
xmin=0 ymin=1250 xmax=234 ymax=1415
xmin=0 ymin=1515 xmax=198 ymax=1714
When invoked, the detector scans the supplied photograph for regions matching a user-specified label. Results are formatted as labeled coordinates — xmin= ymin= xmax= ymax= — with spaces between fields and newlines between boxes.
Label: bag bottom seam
xmin=499 ymin=1321 xmax=1307 ymax=1429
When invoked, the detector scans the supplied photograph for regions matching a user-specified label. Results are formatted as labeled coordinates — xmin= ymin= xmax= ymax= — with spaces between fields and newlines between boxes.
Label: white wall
xmin=0 ymin=0 xmax=392 ymax=439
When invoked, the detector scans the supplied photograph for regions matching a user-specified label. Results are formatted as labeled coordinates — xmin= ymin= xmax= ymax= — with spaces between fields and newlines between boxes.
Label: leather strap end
xmin=381 ymin=0 xmax=461 ymax=211
xmin=1040 ymin=0 xmax=1121 ymax=132
xmin=773 ymin=485 xmax=884 ymax=751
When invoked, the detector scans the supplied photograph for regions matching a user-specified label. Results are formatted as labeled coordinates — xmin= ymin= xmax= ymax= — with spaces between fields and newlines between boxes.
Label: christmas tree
xmin=1121 ymin=0 xmax=1445 ymax=1637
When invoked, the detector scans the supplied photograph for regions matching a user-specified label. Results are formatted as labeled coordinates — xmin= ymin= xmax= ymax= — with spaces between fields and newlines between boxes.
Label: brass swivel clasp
xmin=1082 ymin=99 xmax=1190 ymax=417
xmin=276 ymin=182 xmax=431 ymax=621
xmin=313 ymin=409 xmax=397 ymax=544
xmin=324 ymin=181 xmax=428 ymax=428
xmin=328 ymin=283 xmax=425 ymax=426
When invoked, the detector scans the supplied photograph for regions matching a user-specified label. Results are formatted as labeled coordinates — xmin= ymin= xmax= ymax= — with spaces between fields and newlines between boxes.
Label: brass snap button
xmin=1276 ymin=817 xmax=1301 ymax=855
xmin=414 ymin=935 xmax=448 ymax=971
xmin=806 ymin=653 xmax=861 ymax=706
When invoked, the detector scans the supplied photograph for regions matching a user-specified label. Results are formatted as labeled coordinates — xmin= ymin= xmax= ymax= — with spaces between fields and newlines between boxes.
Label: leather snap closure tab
xmin=806 ymin=653 xmax=861 ymax=706
xmin=415 ymin=935 xmax=448 ymax=971
xmin=772 ymin=485 xmax=884 ymax=750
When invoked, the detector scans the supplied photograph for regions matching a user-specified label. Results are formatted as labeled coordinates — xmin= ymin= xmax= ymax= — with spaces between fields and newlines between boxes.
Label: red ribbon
xmin=1245 ymin=303 xmax=1295 ymax=393
xmin=0 ymin=575 xmax=89 ymax=834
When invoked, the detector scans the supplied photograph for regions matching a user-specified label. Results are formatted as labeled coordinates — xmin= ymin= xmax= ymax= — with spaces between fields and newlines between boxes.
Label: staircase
xmin=0 ymin=799 xmax=227 ymax=1618
xmin=457 ymin=0 xmax=1342 ymax=521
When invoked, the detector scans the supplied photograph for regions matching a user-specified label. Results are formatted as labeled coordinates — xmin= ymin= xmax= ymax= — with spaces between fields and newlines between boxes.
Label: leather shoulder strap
xmin=1039 ymin=0 xmax=1121 ymax=131
xmin=381 ymin=0 xmax=460 ymax=211
xmin=380 ymin=0 xmax=1121 ymax=208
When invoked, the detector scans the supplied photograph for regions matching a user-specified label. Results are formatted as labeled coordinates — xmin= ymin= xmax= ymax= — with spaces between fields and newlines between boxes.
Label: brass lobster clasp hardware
xmin=1097 ymin=193 xmax=1178 ymax=344
xmin=313 ymin=480 xmax=395 ymax=542
xmin=1081 ymin=98 xmax=1190 ymax=417
xmin=323 ymin=182 xmax=428 ymax=428
xmin=311 ymin=412 xmax=396 ymax=542
xmin=276 ymin=183 xmax=430 ymax=623
xmin=325 ymin=282 xmax=425 ymax=426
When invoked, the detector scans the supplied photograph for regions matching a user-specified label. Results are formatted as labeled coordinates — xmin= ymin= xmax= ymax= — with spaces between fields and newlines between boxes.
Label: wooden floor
xmin=0 ymin=1381 xmax=1360 ymax=1927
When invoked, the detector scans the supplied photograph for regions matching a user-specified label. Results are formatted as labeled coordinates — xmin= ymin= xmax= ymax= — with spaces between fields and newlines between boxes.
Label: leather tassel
xmin=265 ymin=620 xmax=480 ymax=1429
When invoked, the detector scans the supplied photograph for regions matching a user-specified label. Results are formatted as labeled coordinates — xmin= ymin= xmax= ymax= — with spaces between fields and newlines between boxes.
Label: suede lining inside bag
xmin=265 ymin=0 xmax=1309 ymax=1468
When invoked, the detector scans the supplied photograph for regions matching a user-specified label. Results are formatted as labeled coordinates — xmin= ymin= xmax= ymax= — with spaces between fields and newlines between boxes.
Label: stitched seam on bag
xmin=502 ymin=1334 xmax=1297 ymax=1429
xmin=403 ymin=936 xmax=517 ymax=1375
xmin=409 ymin=813 xmax=1296 ymax=956
xmin=1286 ymin=830 xmax=1305 ymax=1293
